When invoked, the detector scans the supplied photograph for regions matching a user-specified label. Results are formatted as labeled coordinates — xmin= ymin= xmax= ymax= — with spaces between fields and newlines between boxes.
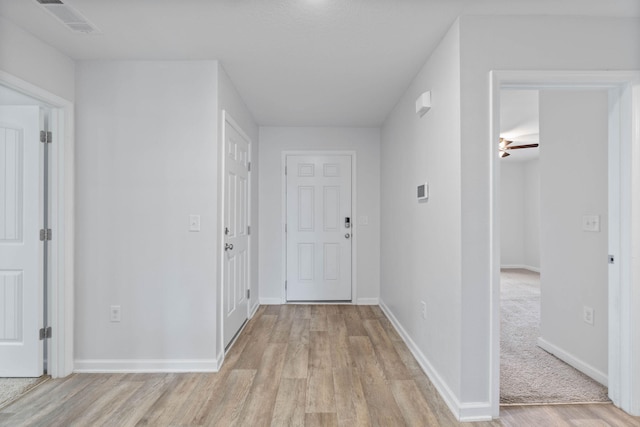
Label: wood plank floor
xmin=1 ymin=304 xmax=639 ymax=426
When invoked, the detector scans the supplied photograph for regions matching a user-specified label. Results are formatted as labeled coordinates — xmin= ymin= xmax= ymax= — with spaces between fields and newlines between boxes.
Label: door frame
xmin=280 ymin=151 xmax=357 ymax=304
xmin=219 ymin=110 xmax=253 ymax=356
xmin=489 ymin=70 xmax=640 ymax=417
xmin=0 ymin=70 xmax=74 ymax=378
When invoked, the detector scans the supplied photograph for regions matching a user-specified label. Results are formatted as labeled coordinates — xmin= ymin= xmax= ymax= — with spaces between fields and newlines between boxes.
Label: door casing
xmin=219 ymin=110 xmax=253 ymax=356
xmin=489 ymin=70 xmax=640 ymax=417
xmin=0 ymin=70 xmax=74 ymax=379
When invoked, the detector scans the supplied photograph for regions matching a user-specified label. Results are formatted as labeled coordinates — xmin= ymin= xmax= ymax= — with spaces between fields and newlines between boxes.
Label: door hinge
xmin=246 ymin=289 xmax=250 ymax=299
xmin=39 ymin=326 xmax=52 ymax=340
xmin=609 ymin=254 xmax=615 ymax=264
xmin=285 ymin=166 xmax=287 ymax=175
xmin=40 ymin=229 xmax=52 ymax=241
xmin=248 ymin=162 xmax=251 ymax=172
xmin=285 ymin=280 xmax=287 ymax=290
xmin=40 ymin=131 xmax=52 ymax=144
xmin=285 ymin=223 xmax=287 ymax=233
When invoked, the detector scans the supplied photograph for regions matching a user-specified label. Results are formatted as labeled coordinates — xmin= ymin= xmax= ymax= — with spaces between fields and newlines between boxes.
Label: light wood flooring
xmin=1 ymin=304 xmax=639 ymax=426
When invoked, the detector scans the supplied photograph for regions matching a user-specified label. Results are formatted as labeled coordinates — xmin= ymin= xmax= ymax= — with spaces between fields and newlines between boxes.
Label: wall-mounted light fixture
xmin=415 ymin=91 xmax=431 ymax=117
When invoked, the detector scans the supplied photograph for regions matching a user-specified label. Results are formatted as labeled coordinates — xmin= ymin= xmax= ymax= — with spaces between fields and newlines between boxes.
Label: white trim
xmin=489 ymin=70 xmax=640 ymax=418
xmin=74 ymin=359 xmax=220 ymax=373
xmin=0 ymin=70 xmax=74 ymax=379
xmin=379 ymin=300 xmax=492 ymax=422
xmin=249 ymin=302 xmax=260 ymax=318
xmin=356 ymin=298 xmax=379 ymax=305
xmin=500 ymin=264 xmax=540 ymax=273
xmin=281 ymin=150 xmax=358 ymax=304
xmin=259 ymin=298 xmax=283 ymax=305
xmin=537 ymin=337 xmax=608 ymax=386
xmin=219 ymin=110 xmax=253 ymax=355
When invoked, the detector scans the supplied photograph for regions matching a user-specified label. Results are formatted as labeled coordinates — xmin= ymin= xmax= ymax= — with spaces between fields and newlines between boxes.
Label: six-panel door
xmin=223 ymin=118 xmax=250 ymax=348
xmin=286 ymin=155 xmax=352 ymax=301
xmin=0 ymin=106 xmax=43 ymax=377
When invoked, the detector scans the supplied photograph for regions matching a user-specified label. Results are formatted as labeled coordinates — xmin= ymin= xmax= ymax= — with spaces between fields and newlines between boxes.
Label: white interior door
xmin=286 ymin=155 xmax=352 ymax=301
xmin=0 ymin=106 xmax=43 ymax=377
xmin=223 ymin=116 xmax=250 ymax=348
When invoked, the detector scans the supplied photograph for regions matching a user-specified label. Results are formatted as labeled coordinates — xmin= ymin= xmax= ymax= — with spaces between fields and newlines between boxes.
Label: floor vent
xmin=35 ymin=0 xmax=101 ymax=34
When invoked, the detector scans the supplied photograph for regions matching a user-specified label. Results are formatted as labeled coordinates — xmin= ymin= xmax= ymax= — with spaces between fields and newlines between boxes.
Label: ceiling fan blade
xmin=499 ymin=151 xmax=510 ymax=158
xmin=504 ymin=143 xmax=539 ymax=150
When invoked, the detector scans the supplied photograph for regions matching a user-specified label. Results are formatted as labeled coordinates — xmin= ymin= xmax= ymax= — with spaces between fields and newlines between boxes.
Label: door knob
xmin=225 ymin=243 xmax=234 ymax=251
xmin=345 ymin=233 xmax=350 ymax=239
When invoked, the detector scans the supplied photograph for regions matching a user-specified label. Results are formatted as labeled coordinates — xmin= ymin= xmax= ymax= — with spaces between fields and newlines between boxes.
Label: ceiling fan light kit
xmin=498 ymin=137 xmax=538 ymax=158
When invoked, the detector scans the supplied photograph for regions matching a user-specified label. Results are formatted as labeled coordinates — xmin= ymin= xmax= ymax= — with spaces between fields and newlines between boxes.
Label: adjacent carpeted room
xmin=0 ymin=377 xmax=46 ymax=410
xmin=500 ymin=268 xmax=609 ymax=405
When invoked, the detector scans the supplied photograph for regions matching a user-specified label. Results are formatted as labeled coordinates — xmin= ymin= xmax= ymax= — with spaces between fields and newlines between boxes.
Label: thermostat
xmin=417 ymin=183 xmax=429 ymax=202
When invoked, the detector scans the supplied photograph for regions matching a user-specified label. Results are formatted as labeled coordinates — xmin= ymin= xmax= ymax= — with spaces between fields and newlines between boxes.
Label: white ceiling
xmin=1 ymin=0 xmax=638 ymax=126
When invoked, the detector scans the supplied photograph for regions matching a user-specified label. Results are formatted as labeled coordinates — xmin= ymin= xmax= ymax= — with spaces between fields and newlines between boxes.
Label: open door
xmin=0 ymin=106 xmax=44 ymax=377
xmin=222 ymin=113 xmax=251 ymax=349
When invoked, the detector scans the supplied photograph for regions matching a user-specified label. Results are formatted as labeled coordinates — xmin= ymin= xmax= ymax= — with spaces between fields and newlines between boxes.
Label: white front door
xmin=286 ymin=155 xmax=352 ymax=301
xmin=0 ymin=106 xmax=43 ymax=377
xmin=223 ymin=115 xmax=250 ymax=348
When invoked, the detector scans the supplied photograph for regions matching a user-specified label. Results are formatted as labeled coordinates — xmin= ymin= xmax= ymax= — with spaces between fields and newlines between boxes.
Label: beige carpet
xmin=500 ymin=268 xmax=610 ymax=404
xmin=0 ymin=377 xmax=46 ymax=409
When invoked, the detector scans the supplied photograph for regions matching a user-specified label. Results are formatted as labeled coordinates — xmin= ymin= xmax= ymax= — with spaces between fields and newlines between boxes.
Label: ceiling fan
xmin=499 ymin=137 xmax=539 ymax=158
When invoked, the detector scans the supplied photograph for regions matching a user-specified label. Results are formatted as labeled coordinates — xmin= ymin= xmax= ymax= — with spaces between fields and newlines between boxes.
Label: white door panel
xmin=223 ymin=117 xmax=250 ymax=349
xmin=286 ymin=155 xmax=352 ymax=301
xmin=0 ymin=106 xmax=43 ymax=377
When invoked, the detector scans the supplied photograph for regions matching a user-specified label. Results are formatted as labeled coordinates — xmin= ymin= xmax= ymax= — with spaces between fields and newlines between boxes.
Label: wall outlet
xmin=189 ymin=214 xmax=201 ymax=232
xmin=420 ymin=301 xmax=427 ymax=320
xmin=583 ymin=306 xmax=594 ymax=325
xmin=110 ymin=305 xmax=121 ymax=322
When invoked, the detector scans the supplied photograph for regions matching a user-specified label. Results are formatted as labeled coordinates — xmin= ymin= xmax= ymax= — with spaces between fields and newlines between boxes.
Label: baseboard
xmin=249 ymin=302 xmax=260 ymax=318
xmin=74 ymin=358 xmax=220 ymax=373
xmin=537 ymin=337 xmax=608 ymax=386
xmin=259 ymin=297 xmax=284 ymax=305
xmin=356 ymin=297 xmax=379 ymax=305
xmin=379 ymin=300 xmax=492 ymax=422
xmin=501 ymin=264 xmax=540 ymax=273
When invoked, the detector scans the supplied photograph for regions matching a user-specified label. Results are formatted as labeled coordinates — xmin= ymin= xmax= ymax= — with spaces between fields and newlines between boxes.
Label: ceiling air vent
xmin=35 ymin=0 xmax=101 ymax=34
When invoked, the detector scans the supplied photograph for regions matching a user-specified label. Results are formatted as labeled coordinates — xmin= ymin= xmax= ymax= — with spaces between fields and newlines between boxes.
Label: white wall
xmin=380 ymin=15 xmax=639 ymax=420
xmin=500 ymin=163 xmax=525 ymax=266
xmin=457 ymin=15 xmax=640 ymax=409
xmin=380 ymin=19 xmax=463 ymax=402
xmin=500 ymin=159 xmax=540 ymax=270
xmin=75 ymin=61 xmax=220 ymax=368
xmin=539 ymin=89 xmax=608 ymax=380
xmin=258 ymin=127 xmax=380 ymax=304
xmin=0 ymin=16 xmax=75 ymax=102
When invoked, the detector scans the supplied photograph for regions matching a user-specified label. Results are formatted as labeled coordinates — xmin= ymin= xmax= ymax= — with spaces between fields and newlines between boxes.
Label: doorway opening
xmin=498 ymin=88 xmax=609 ymax=404
xmin=490 ymin=71 xmax=640 ymax=418
xmin=221 ymin=111 xmax=253 ymax=351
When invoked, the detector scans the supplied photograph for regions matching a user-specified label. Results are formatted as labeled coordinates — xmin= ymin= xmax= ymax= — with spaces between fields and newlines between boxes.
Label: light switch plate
xmin=582 ymin=215 xmax=600 ymax=232
xmin=189 ymin=214 xmax=201 ymax=232
xmin=359 ymin=216 xmax=369 ymax=226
